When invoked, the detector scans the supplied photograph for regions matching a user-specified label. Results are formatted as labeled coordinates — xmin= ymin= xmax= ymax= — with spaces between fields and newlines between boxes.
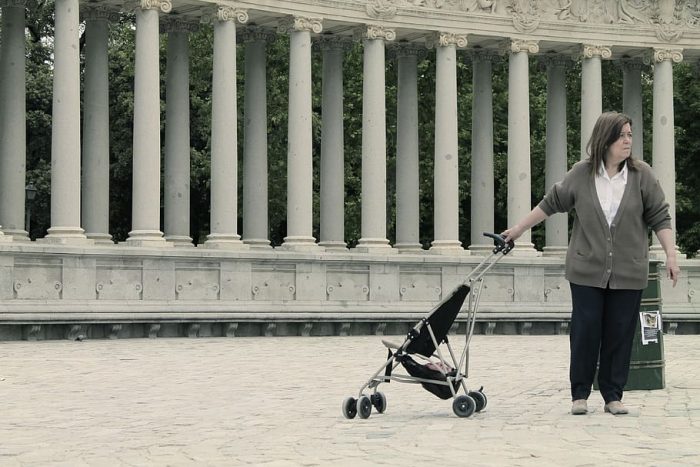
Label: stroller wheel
xmin=469 ymin=390 xmax=487 ymax=412
xmin=342 ymin=397 xmax=358 ymax=419
xmin=357 ymin=395 xmax=372 ymax=419
xmin=452 ymin=395 xmax=476 ymax=418
xmin=371 ymin=392 xmax=387 ymax=414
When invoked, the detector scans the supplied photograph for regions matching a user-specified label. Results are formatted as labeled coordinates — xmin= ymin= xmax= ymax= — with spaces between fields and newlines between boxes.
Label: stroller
xmin=342 ymin=232 xmax=514 ymax=419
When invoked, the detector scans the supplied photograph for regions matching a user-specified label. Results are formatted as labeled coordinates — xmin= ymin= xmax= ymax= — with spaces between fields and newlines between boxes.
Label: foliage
xmin=5 ymin=4 xmax=700 ymax=256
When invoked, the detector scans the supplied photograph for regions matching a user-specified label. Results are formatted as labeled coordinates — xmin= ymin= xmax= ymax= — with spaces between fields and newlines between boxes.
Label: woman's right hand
xmin=501 ymin=225 xmax=525 ymax=244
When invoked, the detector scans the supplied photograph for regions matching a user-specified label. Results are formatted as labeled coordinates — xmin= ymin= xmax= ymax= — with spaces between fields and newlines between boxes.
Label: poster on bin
xmin=639 ymin=310 xmax=662 ymax=345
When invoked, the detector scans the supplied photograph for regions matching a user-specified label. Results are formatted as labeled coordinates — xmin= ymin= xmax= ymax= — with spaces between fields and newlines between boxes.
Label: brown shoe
xmin=571 ymin=399 xmax=588 ymax=415
xmin=604 ymin=400 xmax=629 ymax=415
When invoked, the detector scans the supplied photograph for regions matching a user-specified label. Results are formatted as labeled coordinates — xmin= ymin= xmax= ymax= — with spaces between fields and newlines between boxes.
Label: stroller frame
xmin=342 ymin=233 xmax=514 ymax=419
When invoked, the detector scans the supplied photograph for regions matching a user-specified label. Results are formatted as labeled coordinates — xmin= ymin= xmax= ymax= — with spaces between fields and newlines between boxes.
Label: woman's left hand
xmin=666 ymin=256 xmax=680 ymax=288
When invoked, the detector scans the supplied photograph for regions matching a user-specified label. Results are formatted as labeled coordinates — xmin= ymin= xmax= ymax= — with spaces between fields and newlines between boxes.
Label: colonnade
xmin=0 ymin=0 xmax=686 ymax=256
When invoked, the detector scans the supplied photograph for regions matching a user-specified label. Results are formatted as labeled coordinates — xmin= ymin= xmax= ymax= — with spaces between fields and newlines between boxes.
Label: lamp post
xmin=25 ymin=183 xmax=37 ymax=236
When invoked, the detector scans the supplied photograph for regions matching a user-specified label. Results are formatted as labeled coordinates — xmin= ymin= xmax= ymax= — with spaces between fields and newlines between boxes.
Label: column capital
xmin=581 ymin=44 xmax=612 ymax=59
xmin=652 ymin=47 xmax=683 ymax=64
xmin=201 ymin=5 xmax=249 ymax=25
xmin=469 ymin=47 xmax=503 ymax=63
xmin=617 ymin=56 xmax=650 ymax=73
xmin=354 ymin=24 xmax=396 ymax=41
xmin=0 ymin=0 xmax=28 ymax=8
xmin=238 ymin=25 xmax=276 ymax=44
xmin=387 ymin=41 xmax=427 ymax=61
xmin=507 ymin=39 xmax=539 ymax=55
xmin=0 ymin=0 xmax=29 ymax=8
xmin=130 ymin=0 xmax=172 ymax=14
xmin=313 ymin=34 xmax=353 ymax=52
xmin=278 ymin=15 xmax=323 ymax=34
xmin=427 ymin=31 xmax=468 ymax=49
xmin=81 ymin=5 xmax=121 ymax=22
xmin=539 ymin=53 xmax=574 ymax=69
xmin=160 ymin=15 xmax=199 ymax=33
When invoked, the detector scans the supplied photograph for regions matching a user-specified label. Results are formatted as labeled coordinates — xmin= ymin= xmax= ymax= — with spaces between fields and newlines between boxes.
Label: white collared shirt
xmin=595 ymin=162 xmax=628 ymax=226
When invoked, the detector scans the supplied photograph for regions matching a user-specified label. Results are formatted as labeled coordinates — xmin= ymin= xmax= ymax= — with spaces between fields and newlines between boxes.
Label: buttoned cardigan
xmin=538 ymin=159 xmax=671 ymax=290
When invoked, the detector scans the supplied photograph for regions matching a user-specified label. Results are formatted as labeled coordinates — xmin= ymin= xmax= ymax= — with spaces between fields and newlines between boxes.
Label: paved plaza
xmin=1 ymin=333 xmax=699 ymax=466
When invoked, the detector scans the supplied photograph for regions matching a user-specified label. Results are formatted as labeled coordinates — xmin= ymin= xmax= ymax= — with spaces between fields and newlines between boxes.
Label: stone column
xmin=0 ymin=0 xmax=28 ymax=239
xmin=279 ymin=16 xmax=323 ymax=251
xmin=507 ymin=39 xmax=538 ymax=255
xmin=81 ymin=6 xmax=116 ymax=245
xmin=356 ymin=25 xmax=395 ymax=253
xmin=542 ymin=55 xmax=570 ymax=257
xmin=44 ymin=0 xmax=89 ymax=243
xmin=317 ymin=35 xmax=352 ymax=251
xmin=621 ymin=58 xmax=646 ymax=161
xmin=126 ymin=0 xmax=172 ymax=246
xmin=204 ymin=6 xmax=248 ymax=249
xmin=392 ymin=42 xmax=424 ymax=252
xmin=468 ymin=49 xmax=498 ymax=254
xmin=580 ymin=44 xmax=611 ymax=160
xmin=650 ymin=48 xmax=683 ymax=257
xmin=430 ymin=32 xmax=467 ymax=254
xmin=163 ymin=17 xmax=196 ymax=247
xmin=240 ymin=26 xmax=275 ymax=249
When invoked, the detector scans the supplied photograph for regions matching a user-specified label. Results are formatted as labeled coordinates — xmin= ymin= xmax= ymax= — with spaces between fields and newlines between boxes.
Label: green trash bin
xmin=594 ymin=260 xmax=665 ymax=390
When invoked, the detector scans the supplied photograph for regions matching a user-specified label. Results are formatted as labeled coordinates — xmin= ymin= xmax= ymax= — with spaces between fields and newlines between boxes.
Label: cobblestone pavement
xmin=1 ymin=334 xmax=699 ymax=466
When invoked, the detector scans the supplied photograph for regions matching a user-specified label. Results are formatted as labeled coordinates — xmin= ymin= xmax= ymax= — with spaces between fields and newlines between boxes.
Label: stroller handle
xmin=482 ymin=232 xmax=515 ymax=255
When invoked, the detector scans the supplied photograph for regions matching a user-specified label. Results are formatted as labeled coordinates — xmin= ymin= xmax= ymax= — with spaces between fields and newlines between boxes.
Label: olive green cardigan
xmin=538 ymin=159 xmax=671 ymax=290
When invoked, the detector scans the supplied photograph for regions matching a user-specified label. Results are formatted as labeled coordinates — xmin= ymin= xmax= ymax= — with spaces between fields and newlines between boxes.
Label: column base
xmin=509 ymin=241 xmax=540 ymax=257
xmin=125 ymin=230 xmax=170 ymax=247
xmin=204 ymin=233 xmax=248 ymax=250
xmin=468 ymin=244 xmax=495 ymax=256
xmin=394 ymin=242 xmax=424 ymax=253
xmin=355 ymin=238 xmax=396 ymax=254
xmin=279 ymin=236 xmax=320 ymax=251
xmin=86 ymin=233 xmax=115 ymax=246
xmin=318 ymin=240 xmax=348 ymax=252
xmin=165 ymin=235 xmax=194 ymax=247
xmin=649 ymin=244 xmax=685 ymax=260
xmin=40 ymin=227 xmax=94 ymax=245
xmin=542 ymin=246 xmax=568 ymax=257
xmin=430 ymin=240 xmax=465 ymax=255
xmin=1 ymin=228 xmax=29 ymax=241
xmin=243 ymin=238 xmax=272 ymax=249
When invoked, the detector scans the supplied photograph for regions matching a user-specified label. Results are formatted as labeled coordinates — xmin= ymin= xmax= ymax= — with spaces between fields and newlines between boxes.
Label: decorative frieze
xmin=508 ymin=39 xmax=539 ymax=54
xmin=354 ymin=24 xmax=396 ymax=41
xmin=652 ymin=47 xmax=684 ymax=63
xmin=428 ymin=31 xmax=468 ymax=49
xmin=277 ymin=16 xmax=323 ymax=34
xmin=582 ymin=44 xmax=612 ymax=59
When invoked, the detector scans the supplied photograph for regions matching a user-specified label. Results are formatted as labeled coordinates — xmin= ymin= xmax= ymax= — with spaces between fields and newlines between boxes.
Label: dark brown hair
xmin=585 ymin=111 xmax=636 ymax=175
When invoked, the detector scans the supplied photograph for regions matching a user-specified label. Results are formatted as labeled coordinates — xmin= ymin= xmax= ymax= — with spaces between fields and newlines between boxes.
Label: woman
xmin=502 ymin=111 xmax=680 ymax=415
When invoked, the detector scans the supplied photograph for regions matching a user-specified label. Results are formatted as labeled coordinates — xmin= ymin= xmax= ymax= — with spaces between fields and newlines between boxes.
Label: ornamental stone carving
xmin=469 ymin=47 xmax=503 ymax=63
xmin=387 ymin=41 xmax=427 ymax=61
xmin=134 ymin=0 xmax=172 ymax=13
xmin=238 ymin=25 xmax=277 ymax=44
xmin=200 ymin=6 xmax=249 ymax=24
xmin=355 ymin=24 xmax=396 ymax=41
xmin=508 ymin=39 xmax=539 ymax=54
xmin=509 ymin=0 xmax=540 ymax=32
xmin=582 ymin=44 xmax=613 ymax=59
xmin=539 ymin=54 xmax=573 ymax=70
xmin=160 ymin=16 xmax=200 ymax=33
xmin=278 ymin=16 xmax=323 ymax=34
xmin=618 ymin=57 xmax=650 ymax=72
xmin=428 ymin=31 xmax=468 ymax=48
xmin=366 ymin=0 xmax=397 ymax=19
xmin=81 ymin=5 xmax=121 ymax=22
xmin=314 ymin=34 xmax=354 ymax=52
xmin=652 ymin=47 xmax=684 ymax=63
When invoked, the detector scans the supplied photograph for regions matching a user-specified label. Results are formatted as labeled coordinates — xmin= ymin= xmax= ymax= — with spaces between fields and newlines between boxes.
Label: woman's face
xmin=607 ymin=122 xmax=632 ymax=166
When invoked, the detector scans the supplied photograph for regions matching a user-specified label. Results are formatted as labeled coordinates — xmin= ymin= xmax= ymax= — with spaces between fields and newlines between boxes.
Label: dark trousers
xmin=569 ymin=283 xmax=643 ymax=403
